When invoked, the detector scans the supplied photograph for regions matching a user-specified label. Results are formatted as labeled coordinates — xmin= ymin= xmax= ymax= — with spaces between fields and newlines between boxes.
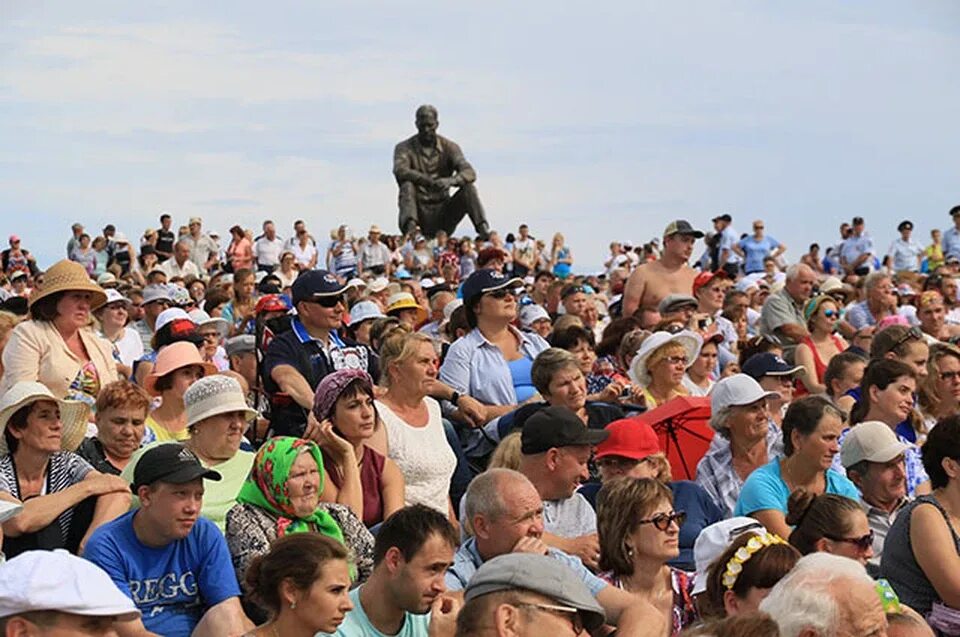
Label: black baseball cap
xmin=711 ymin=213 xmax=732 ymax=223
xmin=521 ymin=406 xmax=609 ymax=455
xmin=663 ymin=220 xmax=705 ymax=239
xmin=131 ymin=443 xmax=222 ymax=491
xmin=291 ymin=269 xmax=348 ymax=305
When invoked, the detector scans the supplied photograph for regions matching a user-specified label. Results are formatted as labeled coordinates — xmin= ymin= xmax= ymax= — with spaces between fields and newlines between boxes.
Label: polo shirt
xmin=861 ymin=496 xmax=909 ymax=579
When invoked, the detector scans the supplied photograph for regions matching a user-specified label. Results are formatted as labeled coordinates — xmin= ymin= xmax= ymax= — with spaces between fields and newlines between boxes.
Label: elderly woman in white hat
xmin=93 ymin=289 xmax=143 ymax=375
xmin=345 ymin=300 xmax=385 ymax=347
xmin=0 ymin=381 xmax=130 ymax=558
xmin=189 ymin=309 xmax=231 ymax=371
xmin=0 ymin=260 xmax=118 ymax=404
xmin=123 ymin=374 xmax=256 ymax=531
xmin=629 ymin=329 xmax=702 ymax=409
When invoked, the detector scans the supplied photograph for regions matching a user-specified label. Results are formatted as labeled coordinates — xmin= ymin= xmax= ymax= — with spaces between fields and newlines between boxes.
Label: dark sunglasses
xmin=825 ymin=530 xmax=874 ymax=552
xmin=485 ymin=288 xmax=516 ymax=300
xmin=883 ymin=326 xmax=924 ymax=355
xmin=306 ymin=294 xmax=344 ymax=308
xmin=822 ymin=309 xmax=839 ymax=318
xmin=637 ymin=510 xmax=686 ymax=532
xmin=561 ymin=285 xmax=586 ymax=299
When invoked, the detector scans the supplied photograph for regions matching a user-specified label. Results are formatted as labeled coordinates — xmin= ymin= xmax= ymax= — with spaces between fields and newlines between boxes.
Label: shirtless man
xmin=622 ymin=220 xmax=704 ymax=316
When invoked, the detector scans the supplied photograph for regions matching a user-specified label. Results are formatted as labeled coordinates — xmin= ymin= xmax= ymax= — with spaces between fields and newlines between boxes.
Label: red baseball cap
xmin=595 ymin=418 xmax=661 ymax=461
xmin=693 ymin=269 xmax=730 ymax=295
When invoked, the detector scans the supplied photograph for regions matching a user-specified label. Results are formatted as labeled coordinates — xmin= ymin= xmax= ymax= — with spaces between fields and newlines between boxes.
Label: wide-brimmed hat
xmin=29 ymin=260 xmax=107 ymax=310
xmin=0 ymin=381 xmax=90 ymax=454
xmin=144 ymin=341 xmax=217 ymax=396
xmin=385 ymin=292 xmax=428 ymax=325
xmin=184 ymin=375 xmax=257 ymax=429
xmin=629 ymin=330 xmax=702 ymax=386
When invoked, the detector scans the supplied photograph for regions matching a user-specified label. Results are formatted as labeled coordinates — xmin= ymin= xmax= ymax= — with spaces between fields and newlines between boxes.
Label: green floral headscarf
xmin=237 ymin=436 xmax=344 ymax=544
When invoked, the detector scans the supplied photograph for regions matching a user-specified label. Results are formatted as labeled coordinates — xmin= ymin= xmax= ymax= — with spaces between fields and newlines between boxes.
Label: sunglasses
xmin=822 ymin=309 xmax=839 ymax=318
xmin=883 ymin=326 xmax=924 ymax=354
xmin=561 ymin=285 xmax=586 ymax=299
xmin=306 ymin=294 xmax=344 ymax=308
xmin=485 ymin=288 xmax=516 ymax=300
xmin=825 ymin=529 xmax=874 ymax=552
xmin=637 ymin=510 xmax=686 ymax=532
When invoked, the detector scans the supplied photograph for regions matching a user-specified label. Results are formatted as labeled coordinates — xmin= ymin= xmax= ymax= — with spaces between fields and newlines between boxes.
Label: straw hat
xmin=385 ymin=292 xmax=428 ymax=325
xmin=0 ymin=381 xmax=90 ymax=454
xmin=29 ymin=260 xmax=106 ymax=310
xmin=629 ymin=329 xmax=702 ymax=386
xmin=144 ymin=341 xmax=217 ymax=396
xmin=183 ymin=375 xmax=257 ymax=429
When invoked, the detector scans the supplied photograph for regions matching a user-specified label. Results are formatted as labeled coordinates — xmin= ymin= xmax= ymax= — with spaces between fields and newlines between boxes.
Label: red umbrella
xmin=633 ymin=396 xmax=714 ymax=480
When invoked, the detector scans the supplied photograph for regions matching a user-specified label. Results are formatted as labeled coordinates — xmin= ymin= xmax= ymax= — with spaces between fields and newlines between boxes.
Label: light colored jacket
xmin=1 ymin=320 xmax=119 ymax=398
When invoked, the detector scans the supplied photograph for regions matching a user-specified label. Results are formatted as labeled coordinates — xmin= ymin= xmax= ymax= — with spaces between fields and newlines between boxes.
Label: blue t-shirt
xmin=734 ymin=459 xmax=861 ymax=517
xmin=84 ymin=511 xmax=240 ymax=637
xmin=737 ymin=236 xmax=780 ymax=274
xmin=327 ymin=585 xmax=430 ymax=637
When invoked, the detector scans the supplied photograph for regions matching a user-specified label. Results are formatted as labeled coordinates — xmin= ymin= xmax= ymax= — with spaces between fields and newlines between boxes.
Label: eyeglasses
xmin=883 ymin=326 xmax=924 ymax=354
xmin=306 ymin=294 xmax=344 ymax=308
xmin=754 ymin=226 xmax=764 ymax=230
xmin=637 ymin=510 xmax=686 ymax=532
xmin=485 ymin=288 xmax=516 ymax=300
xmin=514 ymin=603 xmax=584 ymax=635
xmin=663 ymin=355 xmax=688 ymax=366
xmin=940 ymin=370 xmax=960 ymax=382
xmin=824 ymin=530 xmax=874 ymax=552
xmin=596 ymin=456 xmax=648 ymax=471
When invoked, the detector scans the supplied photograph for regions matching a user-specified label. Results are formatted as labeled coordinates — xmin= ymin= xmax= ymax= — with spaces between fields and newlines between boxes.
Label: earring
xmin=290 ymin=601 xmax=297 ymax=610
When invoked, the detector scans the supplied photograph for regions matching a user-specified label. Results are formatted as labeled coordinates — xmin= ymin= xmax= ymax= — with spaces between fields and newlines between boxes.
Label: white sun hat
xmin=628 ymin=329 xmax=702 ymax=386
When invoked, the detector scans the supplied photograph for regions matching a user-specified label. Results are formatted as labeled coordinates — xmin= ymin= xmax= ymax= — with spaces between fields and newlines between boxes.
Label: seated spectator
xmin=596 ymin=477 xmax=699 ymax=635
xmin=455 ymin=553 xmax=609 ymax=637
xmin=0 ymin=381 xmax=130 ymax=558
xmin=785 ymin=489 xmax=874 ymax=567
xmin=823 ymin=350 xmax=867 ymax=408
xmin=94 ymin=289 xmax=143 ymax=374
xmin=448 ymin=468 xmax=636 ymax=625
xmin=845 ymin=359 xmax=929 ymax=496
xmin=882 ymin=415 xmax=960 ymax=618
xmin=519 ymin=303 xmax=553 ymax=340
xmin=374 ymin=332 xmax=457 ymax=519
xmin=741 ymin=352 xmax=802 ymax=428
xmin=738 ymin=334 xmax=784 ymax=368
xmin=345 ymin=301 xmax=385 ymax=347
xmin=550 ymin=325 xmax=623 ymax=402
xmin=222 ymin=268 xmax=257 ymax=336
xmin=701 ymin=530 xmax=799 ymax=619
xmin=226 ymin=436 xmax=374 ymax=619
xmin=241 ymin=533 xmax=354 ymax=637
xmin=583 ymin=421 xmax=723 ymax=571
xmin=919 ymin=342 xmax=960 ymax=430
xmin=132 ymin=306 xmax=204 ymax=386
xmin=77 ymin=380 xmax=151 ymax=475
xmin=0 ymin=259 xmax=119 ymax=403
xmin=312 ymin=369 xmax=405 ymax=527
xmin=683 ymin=333 xmax=724 ymax=397
xmin=123 ymin=375 xmax=256 ymax=530
xmin=143 ymin=341 xmax=217 ymax=442
xmin=385 ymin=292 xmax=428 ymax=329
xmin=629 ymin=330 xmax=701 ymax=408
xmin=759 ymin=553 xmax=888 ymax=637
xmin=735 ymin=396 xmax=859 ymax=538
xmin=840 ymin=421 xmax=910 ymax=577
xmin=0 ymin=549 xmax=140 ymax=635
xmin=84 ymin=443 xmax=253 ymax=637
xmin=190 ymin=309 xmax=230 ymax=371
xmin=794 ymin=295 xmax=848 ymax=395
xmin=696 ymin=375 xmax=783 ymax=517
xmin=517 ymin=405 xmax=608 ymax=568
xmin=439 ymin=269 xmax=549 ymax=425
xmin=330 ymin=505 xmax=460 ymax=637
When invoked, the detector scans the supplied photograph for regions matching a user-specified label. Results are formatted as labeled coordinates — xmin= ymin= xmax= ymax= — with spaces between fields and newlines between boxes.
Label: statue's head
xmin=415 ymin=105 xmax=439 ymax=142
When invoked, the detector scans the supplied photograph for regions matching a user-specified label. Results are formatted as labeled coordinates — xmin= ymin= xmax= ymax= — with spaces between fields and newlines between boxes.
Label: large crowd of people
xmin=3 ymin=208 xmax=960 ymax=636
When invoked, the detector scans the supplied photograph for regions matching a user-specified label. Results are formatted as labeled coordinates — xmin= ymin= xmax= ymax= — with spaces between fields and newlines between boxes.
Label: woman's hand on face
xmin=310 ymin=418 xmax=355 ymax=460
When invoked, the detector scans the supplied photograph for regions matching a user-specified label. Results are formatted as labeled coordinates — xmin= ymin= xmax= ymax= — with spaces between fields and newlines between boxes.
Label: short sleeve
xmin=196 ymin=519 xmax=242 ymax=605
xmin=84 ymin=527 xmax=134 ymax=598
xmin=549 ymin=550 xmax=608 ymax=596
xmin=734 ymin=464 xmax=787 ymax=516
xmin=262 ymin=333 xmax=300 ymax=381
xmin=828 ymin=471 xmax=862 ymax=502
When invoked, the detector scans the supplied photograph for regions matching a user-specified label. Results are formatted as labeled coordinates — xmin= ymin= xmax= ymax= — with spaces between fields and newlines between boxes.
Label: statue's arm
xmin=447 ymin=141 xmax=476 ymax=186
xmin=393 ymin=143 xmax=434 ymax=186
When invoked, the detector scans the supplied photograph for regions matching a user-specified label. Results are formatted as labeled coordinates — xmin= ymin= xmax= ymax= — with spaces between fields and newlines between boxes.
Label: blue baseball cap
xmin=461 ymin=269 xmax=524 ymax=303
xmin=742 ymin=352 xmax=803 ymax=379
xmin=291 ymin=270 xmax=347 ymax=305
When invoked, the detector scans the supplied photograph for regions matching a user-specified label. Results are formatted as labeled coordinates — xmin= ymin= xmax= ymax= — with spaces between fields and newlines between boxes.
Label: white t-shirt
xmin=290 ymin=242 xmax=317 ymax=269
xmin=377 ymin=398 xmax=456 ymax=515
xmin=112 ymin=327 xmax=145 ymax=369
xmin=254 ymin=236 xmax=284 ymax=267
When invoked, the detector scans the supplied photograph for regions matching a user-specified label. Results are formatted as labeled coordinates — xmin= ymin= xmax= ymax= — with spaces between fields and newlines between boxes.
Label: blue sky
xmin=1 ymin=1 xmax=959 ymax=271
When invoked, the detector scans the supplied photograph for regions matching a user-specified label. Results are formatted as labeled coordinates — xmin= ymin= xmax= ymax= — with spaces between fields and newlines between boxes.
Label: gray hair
xmin=531 ymin=348 xmax=581 ymax=396
xmin=708 ymin=404 xmax=736 ymax=438
xmin=464 ymin=468 xmax=530 ymax=523
xmin=785 ymin=263 xmax=813 ymax=282
xmin=759 ymin=553 xmax=872 ymax=637
xmin=863 ymin=271 xmax=891 ymax=291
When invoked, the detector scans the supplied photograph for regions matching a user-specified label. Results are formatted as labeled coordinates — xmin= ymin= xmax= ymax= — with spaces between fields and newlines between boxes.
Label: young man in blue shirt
xmin=84 ymin=443 xmax=253 ymax=637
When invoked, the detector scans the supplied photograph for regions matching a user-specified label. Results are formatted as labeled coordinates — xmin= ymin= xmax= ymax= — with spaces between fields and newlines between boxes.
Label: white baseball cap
xmin=840 ymin=421 xmax=910 ymax=469
xmin=0 ymin=549 xmax=140 ymax=620
xmin=692 ymin=517 xmax=767 ymax=594
xmin=155 ymin=307 xmax=193 ymax=332
xmin=710 ymin=374 xmax=781 ymax=414
xmin=520 ymin=303 xmax=551 ymax=329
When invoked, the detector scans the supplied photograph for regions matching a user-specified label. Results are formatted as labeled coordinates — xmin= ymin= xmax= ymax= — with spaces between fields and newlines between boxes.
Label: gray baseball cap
xmin=464 ymin=553 xmax=605 ymax=631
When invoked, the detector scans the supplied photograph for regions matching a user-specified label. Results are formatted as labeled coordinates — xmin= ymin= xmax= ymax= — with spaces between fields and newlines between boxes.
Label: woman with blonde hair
xmin=550 ymin=232 xmax=574 ymax=279
xmin=629 ymin=330 xmax=701 ymax=408
xmin=794 ymin=295 xmax=847 ymax=395
xmin=919 ymin=342 xmax=960 ymax=430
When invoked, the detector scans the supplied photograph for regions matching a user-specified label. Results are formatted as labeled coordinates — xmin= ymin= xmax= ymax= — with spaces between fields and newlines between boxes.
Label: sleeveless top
xmin=321 ymin=445 xmax=387 ymax=528
xmin=881 ymin=494 xmax=960 ymax=616
xmin=795 ymin=334 xmax=844 ymax=396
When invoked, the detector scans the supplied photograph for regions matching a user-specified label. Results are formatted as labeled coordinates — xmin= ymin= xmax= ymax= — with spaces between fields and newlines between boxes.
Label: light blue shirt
xmin=887 ymin=238 xmax=922 ymax=273
xmin=323 ymin=586 xmax=430 ymax=637
xmin=734 ymin=459 xmax=861 ymax=517
xmin=840 ymin=233 xmax=874 ymax=267
xmin=944 ymin=227 xmax=960 ymax=260
xmin=737 ymin=235 xmax=780 ymax=273
xmin=445 ymin=537 xmax=608 ymax=596
xmin=720 ymin=227 xmax=742 ymax=264
xmin=439 ymin=326 xmax=549 ymax=407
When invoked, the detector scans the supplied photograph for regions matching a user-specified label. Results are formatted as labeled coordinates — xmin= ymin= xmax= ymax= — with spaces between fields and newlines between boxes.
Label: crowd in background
xmin=3 ymin=207 xmax=960 ymax=636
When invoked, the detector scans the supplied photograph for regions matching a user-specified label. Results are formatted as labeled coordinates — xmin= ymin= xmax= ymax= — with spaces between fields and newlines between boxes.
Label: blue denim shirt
xmin=439 ymin=326 xmax=549 ymax=407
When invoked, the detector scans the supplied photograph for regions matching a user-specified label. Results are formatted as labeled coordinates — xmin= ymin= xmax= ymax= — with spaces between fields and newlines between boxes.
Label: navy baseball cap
xmin=291 ymin=270 xmax=348 ymax=305
xmin=461 ymin=269 xmax=524 ymax=303
xmin=742 ymin=352 xmax=802 ymax=379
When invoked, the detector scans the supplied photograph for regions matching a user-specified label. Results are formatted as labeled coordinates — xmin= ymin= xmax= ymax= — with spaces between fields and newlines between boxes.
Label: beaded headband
xmin=721 ymin=532 xmax=789 ymax=590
